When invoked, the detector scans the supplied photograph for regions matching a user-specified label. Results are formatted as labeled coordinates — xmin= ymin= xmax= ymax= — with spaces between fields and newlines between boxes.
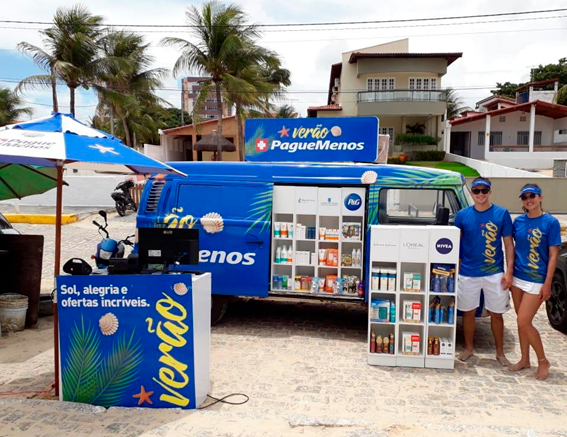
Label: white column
xmin=444 ymin=121 xmax=451 ymax=153
xmin=163 ymin=135 xmax=170 ymax=162
xmin=528 ymin=103 xmax=536 ymax=153
xmin=484 ymin=115 xmax=491 ymax=159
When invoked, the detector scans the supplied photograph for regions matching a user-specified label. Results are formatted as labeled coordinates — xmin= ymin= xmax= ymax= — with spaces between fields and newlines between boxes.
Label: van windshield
xmin=378 ymin=188 xmax=460 ymax=225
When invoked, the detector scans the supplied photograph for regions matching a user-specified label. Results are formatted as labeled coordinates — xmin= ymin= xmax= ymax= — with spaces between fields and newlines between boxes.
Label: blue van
xmin=137 ymin=162 xmax=471 ymax=323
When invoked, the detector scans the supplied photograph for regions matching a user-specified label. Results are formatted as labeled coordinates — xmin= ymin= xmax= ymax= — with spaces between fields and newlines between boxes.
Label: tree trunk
xmin=121 ymin=116 xmax=131 ymax=147
xmin=50 ymin=66 xmax=58 ymax=113
xmin=110 ymin=105 xmax=115 ymax=136
xmin=236 ymin=104 xmax=244 ymax=161
xmin=215 ymin=81 xmax=223 ymax=161
xmin=69 ymin=86 xmax=76 ymax=117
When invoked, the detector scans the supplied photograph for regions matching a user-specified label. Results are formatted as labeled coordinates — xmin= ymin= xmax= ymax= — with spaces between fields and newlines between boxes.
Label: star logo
xmin=256 ymin=138 xmax=268 ymax=152
xmin=132 ymin=385 xmax=154 ymax=406
xmin=277 ymin=126 xmax=290 ymax=137
xmin=89 ymin=144 xmax=119 ymax=155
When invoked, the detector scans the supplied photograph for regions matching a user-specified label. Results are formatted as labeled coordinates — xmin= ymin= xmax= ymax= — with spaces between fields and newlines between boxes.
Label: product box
xmin=403 ymin=273 xmax=414 ymax=291
xmin=342 ymin=222 xmax=361 ymax=241
xmin=403 ymin=300 xmax=421 ymax=323
xmin=387 ymin=270 xmax=396 ymax=291
xmin=412 ymin=274 xmax=421 ymax=292
xmin=402 ymin=332 xmax=420 ymax=356
xmin=371 ymin=299 xmax=390 ymax=322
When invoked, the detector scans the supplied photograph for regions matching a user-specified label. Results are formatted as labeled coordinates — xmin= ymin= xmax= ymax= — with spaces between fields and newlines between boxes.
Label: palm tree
xmin=17 ymin=5 xmax=104 ymax=116
xmin=161 ymin=0 xmax=260 ymax=161
xmin=445 ymin=88 xmax=471 ymax=119
xmin=0 ymin=87 xmax=33 ymax=126
xmin=554 ymin=85 xmax=567 ymax=105
xmin=274 ymin=104 xmax=297 ymax=118
xmin=95 ymin=30 xmax=168 ymax=147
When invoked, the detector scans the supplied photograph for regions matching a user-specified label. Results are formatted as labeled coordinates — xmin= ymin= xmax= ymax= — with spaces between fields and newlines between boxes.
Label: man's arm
xmin=502 ymin=236 xmax=514 ymax=290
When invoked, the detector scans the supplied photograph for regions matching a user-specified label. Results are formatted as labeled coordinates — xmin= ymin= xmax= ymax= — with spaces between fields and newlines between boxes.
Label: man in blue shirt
xmin=455 ymin=177 xmax=514 ymax=365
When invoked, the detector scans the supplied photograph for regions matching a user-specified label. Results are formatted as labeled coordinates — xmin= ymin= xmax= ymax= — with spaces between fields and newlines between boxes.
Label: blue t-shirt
xmin=513 ymin=213 xmax=561 ymax=283
xmin=454 ymin=204 xmax=513 ymax=277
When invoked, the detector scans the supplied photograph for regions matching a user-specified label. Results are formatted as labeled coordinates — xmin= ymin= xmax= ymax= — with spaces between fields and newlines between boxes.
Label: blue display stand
xmin=56 ymin=273 xmax=211 ymax=409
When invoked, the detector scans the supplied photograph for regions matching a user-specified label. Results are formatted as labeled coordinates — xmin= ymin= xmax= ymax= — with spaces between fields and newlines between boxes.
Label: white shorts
xmin=457 ymin=273 xmax=511 ymax=313
xmin=512 ymin=277 xmax=543 ymax=295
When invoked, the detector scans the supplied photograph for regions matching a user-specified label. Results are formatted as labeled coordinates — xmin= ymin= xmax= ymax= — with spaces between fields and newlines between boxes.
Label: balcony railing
xmin=490 ymin=145 xmax=567 ymax=152
xmin=357 ymin=89 xmax=447 ymax=103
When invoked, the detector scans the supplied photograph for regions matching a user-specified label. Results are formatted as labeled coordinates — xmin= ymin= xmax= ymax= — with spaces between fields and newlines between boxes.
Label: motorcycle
xmin=92 ymin=210 xmax=134 ymax=269
xmin=111 ymin=179 xmax=137 ymax=217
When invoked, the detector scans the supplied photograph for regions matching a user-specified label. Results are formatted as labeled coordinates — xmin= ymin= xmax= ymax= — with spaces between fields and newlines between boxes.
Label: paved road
xmin=0 ymin=214 xmax=566 ymax=436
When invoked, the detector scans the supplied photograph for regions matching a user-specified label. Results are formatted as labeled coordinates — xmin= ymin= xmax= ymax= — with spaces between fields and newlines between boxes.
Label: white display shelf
xmin=425 ymin=356 xmax=455 ymax=370
xmin=370 ymin=320 xmax=395 ymax=326
xmin=368 ymin=353 xmax=396 ymax=366
xmin=368 ymin=225 xmax=460 ymax=370
xmin=295 ymin=264 xmax=315 ymax=268
xmin=295 ymin=238 xmax=316 ymax=242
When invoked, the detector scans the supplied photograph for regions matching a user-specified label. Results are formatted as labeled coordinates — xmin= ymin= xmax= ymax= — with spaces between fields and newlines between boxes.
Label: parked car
xmin=547 ymin=240 xmax=567 ymax=333
xmin=0 ymin=213 xmax=19 ymax=235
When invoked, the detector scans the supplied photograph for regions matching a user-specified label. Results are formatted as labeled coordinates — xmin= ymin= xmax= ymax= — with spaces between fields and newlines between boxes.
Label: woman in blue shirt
xmin=508 ymin=184 xmax=561 ymax=380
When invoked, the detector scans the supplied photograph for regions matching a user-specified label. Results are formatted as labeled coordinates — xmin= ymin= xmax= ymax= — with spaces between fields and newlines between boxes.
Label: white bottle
xmin=288 ymin=223 xmax=294 ymax=239
xmin=356 ymin=249 xmax=362 ymax=267
xmin=287 ymin=246 xmax=293 ymax=263
xmin=276 ymin=246 xmax=281 ymax=263
xmin=351 ymin=248 xmax=356 ymax=267
xmin=281 ymin=246 xmax=287 ymax=264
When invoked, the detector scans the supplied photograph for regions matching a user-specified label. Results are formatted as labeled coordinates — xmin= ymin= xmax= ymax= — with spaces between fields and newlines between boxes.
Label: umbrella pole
xmin=53 ymin=163 xmax=63 ymax=396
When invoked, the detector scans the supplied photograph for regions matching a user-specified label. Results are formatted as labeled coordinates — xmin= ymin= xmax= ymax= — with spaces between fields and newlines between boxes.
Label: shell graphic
xmin=99 ymin=313 xmax=119 ymax=336
xmin=200 ymin=212 xmax=224 ymax=234
xmin=330 ymin=126 xmax=342 ymax=137
xmin=173 ymin=282 xmax=188 ymax=296
xmin=361 ymin=170 xmax=378 ymax=184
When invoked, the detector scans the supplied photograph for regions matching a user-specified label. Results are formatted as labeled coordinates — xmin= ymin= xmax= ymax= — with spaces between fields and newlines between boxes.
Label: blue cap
xmin=471 ymin=179 xmax=491 ymax=189
xmin=519 ymin=185 xmax=542 ymax=197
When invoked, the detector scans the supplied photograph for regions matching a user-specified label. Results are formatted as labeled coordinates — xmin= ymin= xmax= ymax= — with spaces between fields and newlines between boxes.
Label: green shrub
xmin=388 ymin=154 xmax=409 ymax=165
xmin=413 ymin=151 xmax=446 ymax=161
xmin=395 ymin=134 xmax=439 ymax=145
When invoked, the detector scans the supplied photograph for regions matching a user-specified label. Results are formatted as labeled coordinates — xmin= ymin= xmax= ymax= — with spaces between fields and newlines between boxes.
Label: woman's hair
xmin=521 ymin=183 xmax=543 ymax=213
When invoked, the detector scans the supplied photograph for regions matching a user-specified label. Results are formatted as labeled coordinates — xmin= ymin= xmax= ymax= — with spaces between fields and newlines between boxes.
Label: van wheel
xmin=211 ymin=295 xmax=228 ymax=325
xmin=546 ymin=271 xmax=567 ymax=333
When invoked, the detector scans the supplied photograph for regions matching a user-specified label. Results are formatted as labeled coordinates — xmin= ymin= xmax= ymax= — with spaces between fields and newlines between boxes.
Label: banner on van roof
xmin=244 ymin=117 xmax=380 ymax=163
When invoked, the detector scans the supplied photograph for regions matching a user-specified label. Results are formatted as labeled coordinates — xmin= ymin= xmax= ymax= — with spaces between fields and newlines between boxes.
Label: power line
xmin=0 ymin=8 xmax=565 ymax=28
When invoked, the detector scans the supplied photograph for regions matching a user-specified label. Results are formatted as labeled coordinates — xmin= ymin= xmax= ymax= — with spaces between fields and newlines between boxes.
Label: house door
xmin=450 ymin=132 xmax=471 ymax=157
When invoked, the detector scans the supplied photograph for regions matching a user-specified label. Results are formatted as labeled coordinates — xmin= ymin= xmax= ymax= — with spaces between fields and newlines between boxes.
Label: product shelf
xmin=399 ymin=290 xmax=426 ymax=295
xmin=295 ymin=264 xmax=315 ymax=268
xmin=367 ymin=353 xmax=397 ymax=366
xmin=427 ymin=323 xmax=454 ymax=328
xmin=370 ymin=320 xmax=395 ymax=325
xmin=370 ymin=290 xmax=396 ymax=295
xmin=294 ymin=238 xmax=316 ymax=242
xmin=399 ymin=321 xmax=425 ymax=327
xmin=273 ymin=262 xmax=293 ymax=266
xmin=429 ymin=292 xmax=457 ymax=296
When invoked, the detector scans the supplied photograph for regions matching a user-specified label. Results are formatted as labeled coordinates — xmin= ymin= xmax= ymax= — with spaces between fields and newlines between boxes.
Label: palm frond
xmin=91 ymin=330 xmax=143 ymax=407
xmin=62 ymin=317 xmax=101 ymax=403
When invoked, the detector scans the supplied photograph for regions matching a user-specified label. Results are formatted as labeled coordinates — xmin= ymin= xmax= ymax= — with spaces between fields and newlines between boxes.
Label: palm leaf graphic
xmin=90 ymin=330 xmax=143 ymax=407
xmin=245 ymin=187 xmax=273 ymax=234
xmin=367 ymin=185 xmax=379 ymax=226
xmin=62 ymin=318 xmax=101 ymax=403
xmin=245 ymin=125 xmax=276 ymax=157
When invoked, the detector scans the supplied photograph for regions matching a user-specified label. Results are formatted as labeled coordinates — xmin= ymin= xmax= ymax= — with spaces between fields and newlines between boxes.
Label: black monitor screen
xmin=138 ymin=228 xmax=199 ymax=268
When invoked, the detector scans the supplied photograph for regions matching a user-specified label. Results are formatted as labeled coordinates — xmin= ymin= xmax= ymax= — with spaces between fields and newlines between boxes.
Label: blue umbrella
xmin=0 ymin=113 xmax=185 ymax=275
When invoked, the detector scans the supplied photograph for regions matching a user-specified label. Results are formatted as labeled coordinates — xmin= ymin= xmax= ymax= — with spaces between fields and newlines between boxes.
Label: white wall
xmin=144 ymin=143 xmax=164 ymax=161
xmin=445 ymin=153 xmax=548 ymax=178
xmin=0 ymin=175 xmax=128 ymax=207
xmin=531 ymin=90 xmax=557 ymax=103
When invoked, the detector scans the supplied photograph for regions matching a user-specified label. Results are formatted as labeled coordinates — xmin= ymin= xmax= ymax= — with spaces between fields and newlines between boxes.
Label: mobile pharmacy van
xmin=137 ymin=117 xmax=472 ymax=323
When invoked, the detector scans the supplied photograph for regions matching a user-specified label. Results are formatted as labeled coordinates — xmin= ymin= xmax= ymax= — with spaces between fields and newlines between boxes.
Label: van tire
xmin=546 ymin=271 xmax=567 ymax=333
xmin=211 ymin=295 xmax=228 ymax=325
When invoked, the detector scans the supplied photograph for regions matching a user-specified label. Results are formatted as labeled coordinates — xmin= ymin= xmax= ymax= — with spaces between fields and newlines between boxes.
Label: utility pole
xmin=181 ymin=89 xmax=185 ymax=125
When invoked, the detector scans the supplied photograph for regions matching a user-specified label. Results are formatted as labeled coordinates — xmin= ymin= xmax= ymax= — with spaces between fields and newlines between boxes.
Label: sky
xmin=1 ymin=0 xmax=566 ymax=125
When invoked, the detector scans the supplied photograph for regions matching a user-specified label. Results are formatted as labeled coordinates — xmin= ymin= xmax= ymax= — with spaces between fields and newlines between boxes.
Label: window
xmin=520 ymin=115 xmax=527 ymax=122
xmin=517 ymin=131 xmax=543 ymax=146
xmin=378 ymin=188 xmax=460 ymax=225
xmin=490 ymin=131 xmax=503 ymax=146
xmin=367 ymin=78 xmax=395 ymax=101
xmin=205 ymin=106 xmax=217 ymax=111
xmin=499 ymin=116 xmax=506 ymax=122
xmin=380 ymin=127 xmax=395 ymax=146
xmin=478 ymin=132 xmax=485 ymax=146
xmin=409 ymin=77 xmax=438 ymax=101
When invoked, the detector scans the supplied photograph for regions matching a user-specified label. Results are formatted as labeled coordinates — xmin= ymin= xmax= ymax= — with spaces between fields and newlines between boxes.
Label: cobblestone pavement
xmin=0 ymin=215 xmax=566 ymax=436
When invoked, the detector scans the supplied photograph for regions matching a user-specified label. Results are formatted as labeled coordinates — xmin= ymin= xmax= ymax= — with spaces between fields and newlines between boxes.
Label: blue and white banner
xmin=57 ymin=274 xmax=210 ymax=409
xmin=244 ymin=117 xmax=379 ymax=162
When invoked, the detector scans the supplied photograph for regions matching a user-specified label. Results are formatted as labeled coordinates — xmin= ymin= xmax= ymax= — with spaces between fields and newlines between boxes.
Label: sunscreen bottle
xmin=275 ymin=246 xmax=281 ymax=263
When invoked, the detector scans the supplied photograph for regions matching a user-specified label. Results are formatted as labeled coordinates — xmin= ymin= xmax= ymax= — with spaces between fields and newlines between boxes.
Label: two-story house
xmin=307 ymin=39 xmax=462 ymax=154
xmin=447 ymin=78 xmax=567 ymax=170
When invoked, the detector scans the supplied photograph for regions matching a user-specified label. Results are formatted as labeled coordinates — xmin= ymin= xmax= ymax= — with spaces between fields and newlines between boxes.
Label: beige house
xmin=144 ymin=116 xmax=241 ymax=163
xmin=307 ymin=39 xmax=462 ymax=154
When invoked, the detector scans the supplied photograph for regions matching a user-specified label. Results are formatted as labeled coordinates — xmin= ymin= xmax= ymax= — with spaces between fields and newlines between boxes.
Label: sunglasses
xmin=471 ymin=188 xmax=490 ymax=195
xmin=520 ymin=193 xmax=538 ymax=201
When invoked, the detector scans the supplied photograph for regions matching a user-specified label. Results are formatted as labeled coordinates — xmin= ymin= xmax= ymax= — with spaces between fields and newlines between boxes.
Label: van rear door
xmin=170 ymin=181 xmax=273 ymax=298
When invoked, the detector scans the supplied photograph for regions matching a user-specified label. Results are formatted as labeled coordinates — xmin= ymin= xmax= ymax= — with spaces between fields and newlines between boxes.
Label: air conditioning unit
xmin=332 ymin=86 xmax=339 ymax=92
xmin=334 ymin=78 xmax=340 ymax=87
